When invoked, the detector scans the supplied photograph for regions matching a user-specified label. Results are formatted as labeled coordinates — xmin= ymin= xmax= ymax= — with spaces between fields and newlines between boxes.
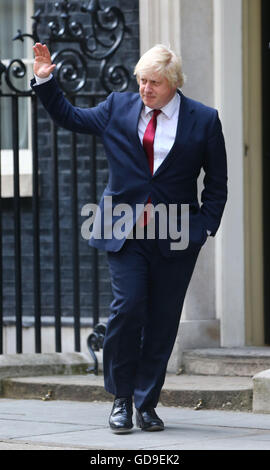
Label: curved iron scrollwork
xmin=0 ymin=9 xmax=42 ymax=95
xmin=80 ymin=2 xmax=126 ymax=61
xmin=100 ymin=59 xmax=130 ymax=93
xmin=86 ymin=322 xmax=107 ymax=375
xmin=0 ymin=0 xmax=130 ymax=95
xmin=0 ymin=57 xmax=32 ymax=96
xmin=51 ymin=48 xmax=88 ymax=93
xmin=48 ymin=1 xmax=82 ymax=39
xmin=4 ymin=59 xmax=29 ymax=95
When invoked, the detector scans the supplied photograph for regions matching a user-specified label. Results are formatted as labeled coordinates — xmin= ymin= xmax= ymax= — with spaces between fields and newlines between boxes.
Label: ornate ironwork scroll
xmin=0 ymin=9 xmax=41 ymax=95
xmin=0 ymin=0 xmax=130 ymax=95
xmin=86 ymin=322 xmax=106 ymax=375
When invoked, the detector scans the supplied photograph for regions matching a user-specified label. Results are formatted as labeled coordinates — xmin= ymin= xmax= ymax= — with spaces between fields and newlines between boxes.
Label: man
xmin=31 ymin=43 xmax=227 ymax=433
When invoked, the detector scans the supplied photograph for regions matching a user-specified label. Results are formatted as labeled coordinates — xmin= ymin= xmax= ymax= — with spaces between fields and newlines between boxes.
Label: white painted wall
xmin=213 ymin=0 xmax=246 ymax=346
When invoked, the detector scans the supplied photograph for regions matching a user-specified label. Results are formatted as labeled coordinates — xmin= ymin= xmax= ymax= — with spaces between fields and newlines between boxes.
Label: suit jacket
xmin=31 ymin=77 xmax=227 ymax=257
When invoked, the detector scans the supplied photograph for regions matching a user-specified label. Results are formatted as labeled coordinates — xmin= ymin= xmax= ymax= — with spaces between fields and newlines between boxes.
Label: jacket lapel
xmin=153 ymin=91 xmax=196 ymax=178
xmin=127 ymin=94 xmax=150 ymax=172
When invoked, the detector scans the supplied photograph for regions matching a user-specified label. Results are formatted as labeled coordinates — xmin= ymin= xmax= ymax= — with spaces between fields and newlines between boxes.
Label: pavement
xmin=0 ymin=397 xmax=270 ymax=450
xmin=0 ymin=350 xmax=270 ymax=452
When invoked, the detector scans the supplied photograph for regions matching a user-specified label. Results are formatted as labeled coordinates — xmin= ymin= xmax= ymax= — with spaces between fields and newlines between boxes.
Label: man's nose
xmin=144 ymin=82 xmax=152 ymax=93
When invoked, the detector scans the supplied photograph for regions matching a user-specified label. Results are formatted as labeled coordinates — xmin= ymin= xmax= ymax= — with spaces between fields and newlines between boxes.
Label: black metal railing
xmin=0 ymin=0 xmax=132 ymax=362
xmin=0 ymin=90 xmax=107 ymax=356
xmin=0 ymin=93 xmax=109 ymax=354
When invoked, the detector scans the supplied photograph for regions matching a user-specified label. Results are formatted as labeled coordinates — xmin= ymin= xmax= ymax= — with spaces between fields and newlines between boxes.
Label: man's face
xmin=139 ymin=70 xmax=177 ymax=109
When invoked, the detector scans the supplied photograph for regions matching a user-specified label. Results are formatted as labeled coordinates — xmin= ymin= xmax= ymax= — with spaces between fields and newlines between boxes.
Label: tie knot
xmin=153 ymin=109 xmax=161 ymax=118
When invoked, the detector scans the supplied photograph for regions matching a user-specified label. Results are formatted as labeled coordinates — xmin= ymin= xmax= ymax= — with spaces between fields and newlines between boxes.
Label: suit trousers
xmin=103 ymin=231 xmax=201 ymax=411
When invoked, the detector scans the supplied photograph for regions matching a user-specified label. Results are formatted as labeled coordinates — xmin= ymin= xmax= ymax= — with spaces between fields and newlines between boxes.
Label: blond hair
xmin=134 ymin=44 xmax=185 ymax=88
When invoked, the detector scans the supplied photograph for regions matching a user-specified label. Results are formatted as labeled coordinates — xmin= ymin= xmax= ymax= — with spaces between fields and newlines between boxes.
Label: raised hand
xmin=33 ymin=43 xmax=56 ymax=78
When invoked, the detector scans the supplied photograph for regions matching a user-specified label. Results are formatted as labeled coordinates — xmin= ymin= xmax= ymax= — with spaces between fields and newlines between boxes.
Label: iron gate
xmin=0 ymin=0 xmax=134 ymax=358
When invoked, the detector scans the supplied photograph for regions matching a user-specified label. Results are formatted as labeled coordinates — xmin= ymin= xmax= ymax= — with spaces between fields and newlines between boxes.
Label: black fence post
xmin=51 ymin=121 xmax=62 ymax=352
xmin=12 ymin=95 xmax=22 ymax=353
xmin=0 ymin=95 xmax=2 ymax=354
xmin=32 ymin=94 xmax=41 ymax=353
xmin=90 ymin=97 xmax=99 ymax=328
xmin=70 ymin=95 xmax=81 ymax=352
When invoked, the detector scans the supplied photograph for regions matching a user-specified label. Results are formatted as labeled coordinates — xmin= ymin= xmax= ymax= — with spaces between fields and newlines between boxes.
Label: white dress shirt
xmin=34 ymin=73 xmax=53 ymax=85
xmin=138 ymin=92 xmax=180 ymax=174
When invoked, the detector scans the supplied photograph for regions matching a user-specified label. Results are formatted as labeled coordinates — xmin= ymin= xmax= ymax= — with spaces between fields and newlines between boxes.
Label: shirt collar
xmin=144 ymin=92 xmax=180 ymax=119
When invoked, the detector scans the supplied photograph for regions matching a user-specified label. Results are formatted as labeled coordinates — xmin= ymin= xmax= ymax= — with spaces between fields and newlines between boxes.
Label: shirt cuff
xmin=33 ymin=74 xmax=53 ymax=85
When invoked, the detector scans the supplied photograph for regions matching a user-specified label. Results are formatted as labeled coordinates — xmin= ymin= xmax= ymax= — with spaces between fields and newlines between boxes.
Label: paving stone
xmin=0 ymin=399 xmax=270 ymax=450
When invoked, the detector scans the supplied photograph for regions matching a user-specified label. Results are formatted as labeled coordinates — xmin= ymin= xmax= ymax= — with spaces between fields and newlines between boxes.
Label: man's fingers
xmin=33 ymin=43 xmax=53 ymax=69
xmin=33 ymin=43 xmax=55 ymax=78
xmin=33 ymin=43 xmax=43 ymax=57
xmin=33 ymin=43 xmax=50 ymax=58
xmin=43 ymin=45 xmax=52 ymax=61
xmin=33 ymin=42 xmax=43 ymax=52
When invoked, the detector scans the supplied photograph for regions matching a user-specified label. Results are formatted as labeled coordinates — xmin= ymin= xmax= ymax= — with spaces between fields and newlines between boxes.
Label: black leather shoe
xmin=136 ymin=407 xmax=164 ymax=431
xmin=109 ymin=397 xmax=133 ymax=433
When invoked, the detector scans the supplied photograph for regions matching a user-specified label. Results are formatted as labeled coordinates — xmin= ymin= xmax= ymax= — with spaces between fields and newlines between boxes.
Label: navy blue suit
xmin=31 ymin=77 xmax=227 ymax=410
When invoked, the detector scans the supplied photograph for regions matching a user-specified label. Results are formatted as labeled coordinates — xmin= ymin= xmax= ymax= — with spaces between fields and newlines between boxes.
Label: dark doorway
xmin=261 ymin=0 xmax=270 ymax=344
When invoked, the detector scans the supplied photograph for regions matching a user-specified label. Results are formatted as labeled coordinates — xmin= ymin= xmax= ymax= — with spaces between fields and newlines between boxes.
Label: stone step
xmin=0 ymin=352 xmax=93 ymax=379
xmin=182 ymin=347 xmax=270 ymax=377
xmin=0 ymin=373 xmax=253 ymax=411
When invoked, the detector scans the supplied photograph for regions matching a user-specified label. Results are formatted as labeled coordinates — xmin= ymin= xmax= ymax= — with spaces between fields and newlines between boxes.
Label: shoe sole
xmin=136 ymin=416 xmax=164 ymax=432
xmin=110 ymin=427 xmax=133 ymax=434
xmin=137 ymin=424 xmax=164 ymax=432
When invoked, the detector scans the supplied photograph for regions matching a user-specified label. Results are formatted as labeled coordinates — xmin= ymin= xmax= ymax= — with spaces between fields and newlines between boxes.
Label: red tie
xmin=139 ymin=109 xmax=161 ymax=226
